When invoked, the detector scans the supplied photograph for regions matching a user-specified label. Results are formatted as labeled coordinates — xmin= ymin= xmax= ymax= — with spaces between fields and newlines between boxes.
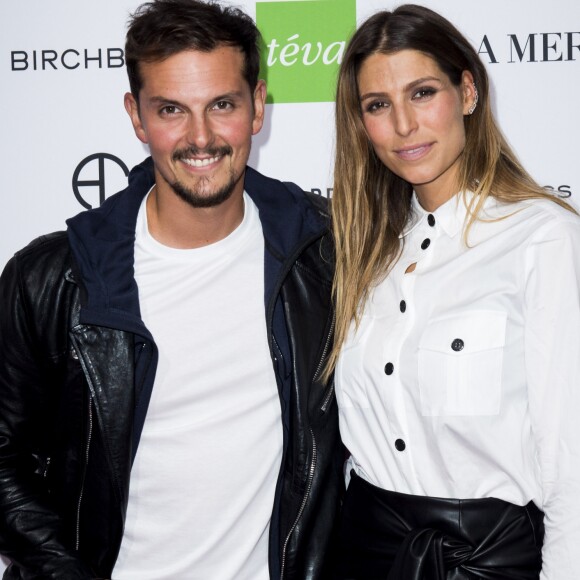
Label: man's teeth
xmin=182 ymin=156 xmax=220 ymax=167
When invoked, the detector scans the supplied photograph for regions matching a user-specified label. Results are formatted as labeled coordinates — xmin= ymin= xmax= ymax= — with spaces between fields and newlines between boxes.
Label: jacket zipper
xmin=320 ymin=381 xmax=335 ymax=414
xmin=312 ymin=313 xmax=335 ymax=384
xmin=313 ymin=313 xmax=336 ymax=413
xmin=265 ymin=230 xmax=329 ymax=578
xmin=279 ymin=313 xmax=332 ymax=575
xmin=280 ymin=428 xmax=317 ymax=580
xmin=42 ymin=456 xmax=51 ymax=478
xmin=272 ymin=334 xmax=284 ymax=367
xmin=75 ymin=394 xmax=93 ymax=551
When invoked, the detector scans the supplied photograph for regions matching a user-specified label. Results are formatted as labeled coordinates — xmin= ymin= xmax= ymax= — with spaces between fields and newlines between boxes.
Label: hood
xmin=66 ymin=157 xmax=328 ymax=329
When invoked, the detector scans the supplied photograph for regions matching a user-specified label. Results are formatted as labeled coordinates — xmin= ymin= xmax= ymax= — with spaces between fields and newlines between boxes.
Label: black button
xmin=427 ymin=214 xmax=435 ymax=227
xmin=451 ymin=338 xmax=464 ymax=352
xmin=384 ymin=362 xmax=394 ymax=375
xmin=421 ymin=238 xmax=431 ymax=250
xmin=399 ymin=300 xmax=406 ymax=313
xmin=395 ymin=439 xmax=406 ymax=451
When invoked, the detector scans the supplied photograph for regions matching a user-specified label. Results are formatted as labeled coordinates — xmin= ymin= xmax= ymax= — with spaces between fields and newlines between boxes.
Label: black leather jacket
xmin=0 ymin=159 xmax=343 ymax=579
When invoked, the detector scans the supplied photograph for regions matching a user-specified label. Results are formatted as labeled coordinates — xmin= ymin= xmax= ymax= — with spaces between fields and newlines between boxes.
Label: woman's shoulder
xmin=470 ymin=194 xmax=580 ymax=249
xmin=492 ymin=194 xmax=579 ymax=232
xmin=508 ymin=196 xmax=580 ymax=249
xmin=523 ymin=196 xmax=578 ymax=228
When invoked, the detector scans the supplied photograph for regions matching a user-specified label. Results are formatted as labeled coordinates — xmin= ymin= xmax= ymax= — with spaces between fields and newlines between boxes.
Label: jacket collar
xmin=66 ymin=157 xmax=327 ymax=329
xmin=67 ymin=159 xmax=152 ymax=332
xmin=243 ymin=165 xmax=327 ymax=260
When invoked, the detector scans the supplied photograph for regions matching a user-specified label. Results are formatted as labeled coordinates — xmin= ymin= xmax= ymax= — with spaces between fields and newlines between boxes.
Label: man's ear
xmin=124 ymin=92 xmax=148 ymax=144
xmin=252 ymin=80 xmax=267 ymax=136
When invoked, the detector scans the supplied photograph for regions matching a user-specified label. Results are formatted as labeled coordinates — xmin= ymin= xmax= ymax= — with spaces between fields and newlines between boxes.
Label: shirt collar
xmin=401 ymin=191 xmax=480 ymax=239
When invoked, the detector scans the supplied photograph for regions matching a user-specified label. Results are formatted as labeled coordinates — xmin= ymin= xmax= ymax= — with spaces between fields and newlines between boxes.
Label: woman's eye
xmin=412 ymin=87 xmax=436 ymax=100
xmin=365 ymin=100 xmax=389 ymax=113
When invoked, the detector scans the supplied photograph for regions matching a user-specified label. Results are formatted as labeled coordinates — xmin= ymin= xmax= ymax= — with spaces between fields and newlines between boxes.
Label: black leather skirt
xmin=334 ymin=471 xmax=544 ymax=580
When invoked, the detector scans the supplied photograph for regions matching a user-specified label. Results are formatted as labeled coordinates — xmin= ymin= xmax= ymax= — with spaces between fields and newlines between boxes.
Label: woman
xmin=327 ymin=5 xmax=580 ymax=579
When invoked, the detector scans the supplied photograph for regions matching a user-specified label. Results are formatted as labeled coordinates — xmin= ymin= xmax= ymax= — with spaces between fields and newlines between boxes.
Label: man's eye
xmin=213 ymin=101 xmax=233 ymax=111
xmin=160 ymin=105 xmax=179 ymax=115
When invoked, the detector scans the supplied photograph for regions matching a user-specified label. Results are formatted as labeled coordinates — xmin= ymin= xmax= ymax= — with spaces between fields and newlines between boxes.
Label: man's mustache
xmin=172 ymin=145 xmax=233 ymax=161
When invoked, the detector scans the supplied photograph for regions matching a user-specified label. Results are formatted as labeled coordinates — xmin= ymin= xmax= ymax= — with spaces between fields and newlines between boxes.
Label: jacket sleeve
xmin=0 ymin=253 xmax=93 ymax=579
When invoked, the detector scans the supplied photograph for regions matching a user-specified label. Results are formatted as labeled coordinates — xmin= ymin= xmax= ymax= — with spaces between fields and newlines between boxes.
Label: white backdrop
xmin=1 ymin=0 xmax=579 ymax=271
xmin=0 ymin=0 xmax=579 ymax=573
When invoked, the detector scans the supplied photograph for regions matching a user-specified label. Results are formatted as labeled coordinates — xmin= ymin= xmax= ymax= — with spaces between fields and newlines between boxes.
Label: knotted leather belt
xmin=335 ymin=471 xmax=544 ymax=580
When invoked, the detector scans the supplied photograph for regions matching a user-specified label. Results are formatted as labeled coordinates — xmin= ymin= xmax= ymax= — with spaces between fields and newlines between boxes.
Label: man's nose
xmin=186 ymin=113 xmax=213 ymax=150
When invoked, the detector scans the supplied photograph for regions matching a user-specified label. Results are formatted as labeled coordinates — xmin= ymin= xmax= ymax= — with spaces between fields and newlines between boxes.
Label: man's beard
xmin=170 ymin=145 xmax=238 ymax=208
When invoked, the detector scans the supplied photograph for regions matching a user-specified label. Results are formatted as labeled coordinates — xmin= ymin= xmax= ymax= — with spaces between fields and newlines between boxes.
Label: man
xmin=0 ymin=1 xmax=343 ymax=578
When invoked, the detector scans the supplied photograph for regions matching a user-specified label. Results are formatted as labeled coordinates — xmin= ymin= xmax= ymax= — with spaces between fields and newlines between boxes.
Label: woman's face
xmin=357 ymin=49 xmax=476 ymax=210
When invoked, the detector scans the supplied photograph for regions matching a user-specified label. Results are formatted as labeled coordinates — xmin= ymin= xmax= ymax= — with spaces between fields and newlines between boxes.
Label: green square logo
xmin=256 ymin=0 xmax=357 ymax=103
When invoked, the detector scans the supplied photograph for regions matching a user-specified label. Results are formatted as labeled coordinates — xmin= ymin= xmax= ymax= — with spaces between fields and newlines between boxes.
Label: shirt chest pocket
xmin=417 ymin=311 xmax=507 ymax=416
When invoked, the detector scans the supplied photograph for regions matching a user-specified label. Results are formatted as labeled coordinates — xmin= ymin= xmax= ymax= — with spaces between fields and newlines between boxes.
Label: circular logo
xmin=72 ymin=153 xmax=130 ymax=209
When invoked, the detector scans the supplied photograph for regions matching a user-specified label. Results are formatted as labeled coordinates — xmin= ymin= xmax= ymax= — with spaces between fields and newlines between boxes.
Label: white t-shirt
xmin=336 ymin=192 xmax=580 ymax=580
xmin=113 ymin=193 xmax=282 ymax=580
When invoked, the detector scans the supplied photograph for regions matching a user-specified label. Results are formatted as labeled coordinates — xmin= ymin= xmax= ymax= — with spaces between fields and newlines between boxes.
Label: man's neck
xmin=145 ymin=185 xmax=245 ymax=250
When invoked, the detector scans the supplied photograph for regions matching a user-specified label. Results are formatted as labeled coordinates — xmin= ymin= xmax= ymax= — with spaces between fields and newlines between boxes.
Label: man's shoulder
xmin=303 ymin=190 xmax=330 ymax=218
xmin=244 ymin=166 xmax=329 ymax=225
xmin=15 ymin=231 xmax=69 ymax=261
xmin=9 ymin=231 xmax=71 ymax=278
xmin=0 ymin=232 xmax=73 ymax=305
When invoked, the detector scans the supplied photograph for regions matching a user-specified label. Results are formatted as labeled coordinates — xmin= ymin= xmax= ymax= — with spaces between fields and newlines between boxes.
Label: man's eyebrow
xmin=148 ymin=96 xmax=184 ymax=106
xmin=210 ymin=90 xmax=246 ymax=101
xmin=147 ymin=91 xmax=247 ymax=105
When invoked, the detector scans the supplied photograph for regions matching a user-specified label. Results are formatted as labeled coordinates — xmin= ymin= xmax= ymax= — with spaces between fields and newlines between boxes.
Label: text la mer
xmin=266 ymin=34 xmax=345 ymax=67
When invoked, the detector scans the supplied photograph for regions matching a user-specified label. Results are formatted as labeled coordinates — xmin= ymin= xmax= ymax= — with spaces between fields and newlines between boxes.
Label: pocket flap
xmin=419 ymin=310 xmax=507 ymax=354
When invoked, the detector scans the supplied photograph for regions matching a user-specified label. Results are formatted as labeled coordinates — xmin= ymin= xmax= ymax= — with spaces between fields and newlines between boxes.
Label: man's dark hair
xmin=125 ymin=0 xmax=261 ymax=99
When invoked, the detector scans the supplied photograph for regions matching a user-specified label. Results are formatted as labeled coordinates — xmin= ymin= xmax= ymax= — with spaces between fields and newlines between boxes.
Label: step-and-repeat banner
xmin=1 ymin=0 xmax=579 ymax=271
xmin=0 ymin=0 xmax=580 ymax=267
xmin=0 ymin=0 xmax=579 ymax=572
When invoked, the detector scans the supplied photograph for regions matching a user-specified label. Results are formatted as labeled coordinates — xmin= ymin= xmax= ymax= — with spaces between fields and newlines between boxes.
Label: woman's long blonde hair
xmin=325 ymin=4 xmax=575 ymax=380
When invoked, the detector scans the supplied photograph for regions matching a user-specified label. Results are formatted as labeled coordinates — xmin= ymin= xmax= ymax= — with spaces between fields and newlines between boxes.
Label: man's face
xmin=125 ymin=46 xmax=265 ymax=208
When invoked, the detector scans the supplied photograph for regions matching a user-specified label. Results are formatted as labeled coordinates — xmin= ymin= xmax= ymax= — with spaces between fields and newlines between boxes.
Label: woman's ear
xmin=461 ymin=70 xmax=477 ymax=115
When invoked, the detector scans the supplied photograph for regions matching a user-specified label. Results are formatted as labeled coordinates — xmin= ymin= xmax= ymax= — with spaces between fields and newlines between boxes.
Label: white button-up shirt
xmin=336 ymin=192 xmax=580 ymax=579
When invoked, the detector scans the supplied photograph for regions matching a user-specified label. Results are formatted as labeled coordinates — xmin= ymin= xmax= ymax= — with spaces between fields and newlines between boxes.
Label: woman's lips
xmin=395 ymin=143 xmax=433 ymax=161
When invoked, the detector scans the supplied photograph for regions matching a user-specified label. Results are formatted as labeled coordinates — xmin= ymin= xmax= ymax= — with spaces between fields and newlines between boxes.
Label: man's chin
xmin=170 ymin=179 xmax=236 ymax=209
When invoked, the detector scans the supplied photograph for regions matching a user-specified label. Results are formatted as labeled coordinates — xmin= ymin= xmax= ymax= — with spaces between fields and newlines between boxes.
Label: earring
xmin=468 ymin=84 xmax=478 ymax=115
